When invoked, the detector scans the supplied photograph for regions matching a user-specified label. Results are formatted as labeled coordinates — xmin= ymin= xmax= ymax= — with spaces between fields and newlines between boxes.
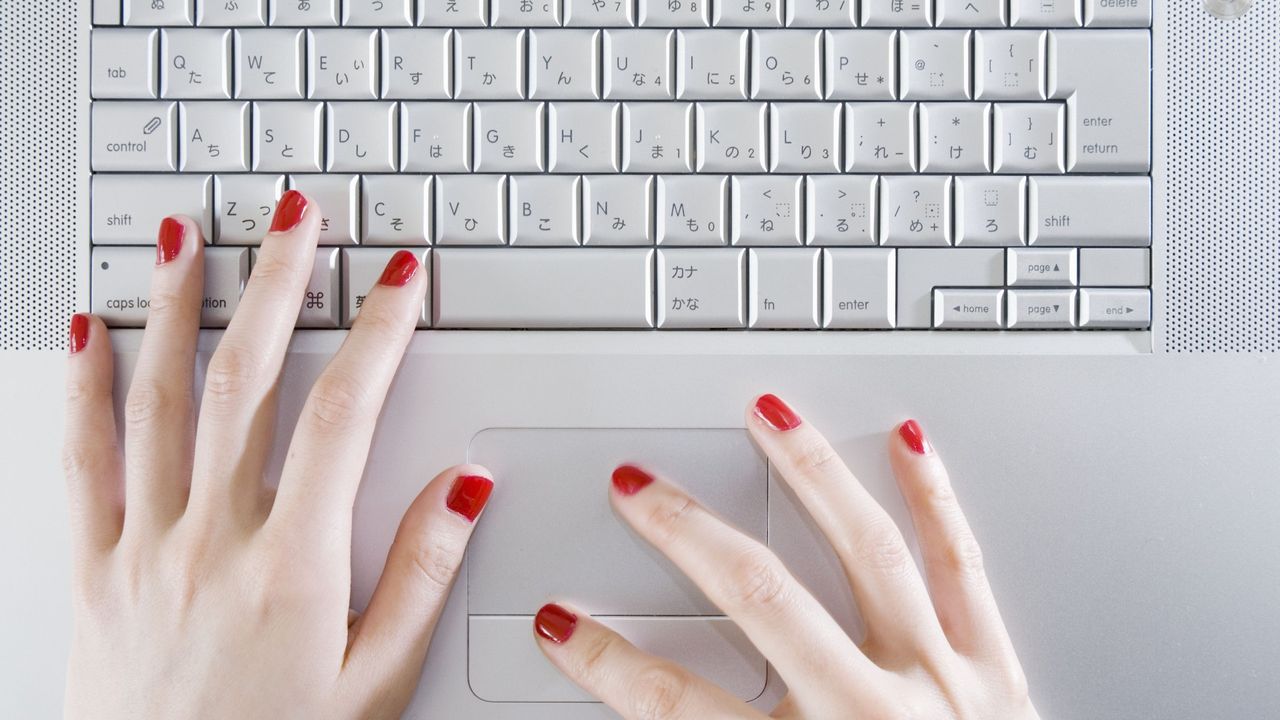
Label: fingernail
xmin=156 ymin=217 xmax=185 ymax=265
xmin=69 ymin=314 xmax=90 ymax=355
xmin=534 ymin=603 xmax=577 ymax=644
xmin=269 ymin=190 xmax=308 ymax=233
xmin=899 ymin=420 xmax=932 ymax=455
xmin=611 ymin=464 xmax=654 ymax=496
xmin=377 ymin=250 xmax=419 ymax=287
xmin=446 ymin=474 xmax=494 ymax=523
xmin=753 ymin=393 xmax=802 ymax=432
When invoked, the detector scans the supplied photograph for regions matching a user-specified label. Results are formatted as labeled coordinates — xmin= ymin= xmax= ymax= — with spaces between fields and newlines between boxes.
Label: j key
xmin=676 ymin=30 xmax=748 ymax=101
xmin=639 ymin=0 xmax=710 ymax=28
xmin=936 ymin=0 xmax=1004 ymax=26
xmin=1049 ymin=30 xmax=1150 ymax=172
xmin=954 ymin=175 xmax=1026 ymax=246
xmin=180 ymin=101 xmax=250 ymax=172
xmin=400 ymin=102 xmax=473 ymax=173
xmin=657 ymin=249 xmax=746 ymax=328
xmin=1007 ymin=247 xmax=1077 ymax=285
xmin=787 ymin=0 xmax=856 ymax=27
xmin=380 ymin=28 xmax=452 ymax=100
xmin=510 ymin=175 xmax=582 ymax=246
xmin=493 ymin=0 xmax=562 ymax=26
xmin=751 ymin=30 xmax=822 ymax=100
xmin=251 ymin=248 xmax=342 ymax=328
xmin=933 ymin=288 xmax=1005 ymax=329
xmin=657 ymin=175 xmax=729 ymax=246
xmin=252 ymin=102 xmax=324 ymax=173
xmin=342 ymin=248 xmax=430 ymax=328
xmin=900 ymin=30 xmax=972 ymax=101
xmin=896 ymin=248 xmax=1003 ymax=328
xmin=435 ymin=175 xmax=508 ymax=245
xmin=326 ymin=101 xmax=397 ymax=173
xmin=696 ymin=102 xmax=767 ymax=173
xmin=455 ymin=29 xmax=526 ymax=100
xmin=91 ymin=101 xmax=177 ymax=172
xmin=234 ymin=29 xmax=305 ymax=99
xmin=1079 ymin=288 xmax=1150 ymax=329
xmin=732 ymin=175 xmax=803 ymax=246
xmin=919 ymin=102 xmax=990 ymax=173
xmin=845 ymin=102 xmax=917 ymax=173
xmin=474 ymin=102 xmax=546 ymax=173
xmin=770 ymin=103 xmax=841 ymax=173
xmin=1007 ymin=289 xmax=1077 ymax=329
xmin=91 ymin=29 xmax=158 ymax=99
xmin=198 ymin=0 xmax=267 ymax=26
xmin=805 ymin=175 xmax=877 ymax=246
xmin=125 ymin=0 xmax=194 ymax=26
xmin=622 ymin=102 xmax=693 ymax=173
xmin=748 ymin=249 xmax=821 ymax=329
xmin=344 ymin=0 xmax=414 ymax=26
xmin=529 ymin=30 xmax=602 ymax=101
xmin=824 ymin=30 xmax=896 ymax=101
xmin=604 ymin=30 xmax=675 ymax=100
xmin=362 ymin=175 xmax=432 ymax=245
xmin=975 ymin=31 xmax=1046 ymax=101
xmin=93 ymin=246 xmax=248 ymax=328
xmin=161 ymin=29 xmax=231 ymax=99
xmin=271 ymin=0 xmax=339 ymax=26
xmin=861 ymin=0 xmax=931 ymax=27
xmin=92 ymin=174 xmax=213 ymax=244
xmin=582 ymin=175 xmax=655 ymax=245
xmin=549 ymin=102 xmax=621 ymax=173
xmin=1029 ymin=176 xmax=1150 ymax=247
xmin=308 ymin=30 xmax=378 ymax=100
xmin=821 ymin=248 xmax=895 ymax=328
xmin=715 ymin=0 xmax=783 ymax=26
xmin=565 ymin=0 xmax=635 ymax=27
xmin=880 ymin=175 xmax=952 ymax=247
xmin=1011 ymin=0 xmax=1080 ymax=27
xmin=418 ymin=0 xmax=489 ymax=26
xmin=288 ymin=174 xmax=360 ymax=246
xmin=993 ymin=102 xmax=1064 ymax=173
xmin=214 ymin=174 xmax=285 ymax=244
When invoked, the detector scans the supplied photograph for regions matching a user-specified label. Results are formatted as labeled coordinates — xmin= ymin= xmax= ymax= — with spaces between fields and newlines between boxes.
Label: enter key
xmin=1048 ymin=30 xmax=1151 ymax=172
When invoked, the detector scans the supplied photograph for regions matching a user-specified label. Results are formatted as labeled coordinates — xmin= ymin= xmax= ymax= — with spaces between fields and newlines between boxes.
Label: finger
xmin=610 ymin=465 xmax=882 ymax=709
xmin=341 ymin=466 xmax=493 ymax=713
xmin=187 ymin=190 xmax=317 ymax=523
xmin=63 ymin=314 xmax=124 ymax=559
xmin=745 ymin=394 xmax=945 ymax=659
xmin=122 ymin=216 xmax=203 ymax=531
xmin=533 ymin=603 xmax=766 ymax=720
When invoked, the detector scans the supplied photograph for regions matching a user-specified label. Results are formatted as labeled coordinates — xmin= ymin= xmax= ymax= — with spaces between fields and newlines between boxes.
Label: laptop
xmin=1 ymin=0 xmax=1278 ymax=716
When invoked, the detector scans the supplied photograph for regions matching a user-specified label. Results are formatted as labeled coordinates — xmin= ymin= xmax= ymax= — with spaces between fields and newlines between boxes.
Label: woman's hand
xmin=62 ymin=195 xmax=493 ymax=719
xmin=534 ymin=394 xmax=1038 ymax=720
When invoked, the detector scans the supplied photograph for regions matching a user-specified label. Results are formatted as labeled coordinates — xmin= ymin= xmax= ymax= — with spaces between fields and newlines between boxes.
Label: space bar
xmin=433 ymin=249 xmax=656 ymax=329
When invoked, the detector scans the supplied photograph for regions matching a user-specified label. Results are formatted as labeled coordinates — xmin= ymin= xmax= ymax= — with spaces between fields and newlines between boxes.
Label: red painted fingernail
xmin=269 ymin=190 xmax=308 ymax=233
xmin=535 ymin=603 xmax=577 ymax=644
xmin=611 ymin=464 xmax=654 ymax=496
xmin=753 ymin=393 xmax=802 ymax=432
xmin=156 ymin=217 xmax=185 ymax=265
xmin=899 ymin=420 xmax=931 ymax=455
xmin=69 ymin=314 xmax=90 ymax=355
xmin=446 ymin=474 xmax=494 ymax=522
xmin=378 ymin=250 xmax=419 ymax=287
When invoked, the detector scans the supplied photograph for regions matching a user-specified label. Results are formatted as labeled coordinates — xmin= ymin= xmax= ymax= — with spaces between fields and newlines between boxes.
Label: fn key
xmin=92 ymin=246 xmax=248 ymax=327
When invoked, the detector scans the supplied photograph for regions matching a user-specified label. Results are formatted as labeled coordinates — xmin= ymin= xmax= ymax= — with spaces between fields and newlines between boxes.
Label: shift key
xmin=92 ymin=174 xmax=213 ymax=244
xmin=1030 ymin=176 xmax=1150 ymax=247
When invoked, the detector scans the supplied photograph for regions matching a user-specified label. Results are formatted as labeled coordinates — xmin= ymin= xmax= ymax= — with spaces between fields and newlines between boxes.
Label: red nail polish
xmin=377 ymin=250 xmax=419 ymax=287
xmin=155 ymin=217 xmax=185 ymax=265
xmin=611 ymin=464 xmax=654 ymax=496
xmin=446 ymin=474 xmax=494 ymax=522
xmin=534 ymin=603 xmax=577 ymax=644
xmin=753 ymin=393 xmax=802 ymax=432
xmin=69 ymin=314 xmax=90 ymax=355
xmin=899 ymin=420 xmax=931 ymax=455
xmin=269 ymin=190 xmax=308 ymax=233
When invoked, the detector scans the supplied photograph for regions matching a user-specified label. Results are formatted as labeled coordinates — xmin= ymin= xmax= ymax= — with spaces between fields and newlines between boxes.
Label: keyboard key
xmin=436 ymin=175 xmax=508 ymax=245
xmin=845 ymin=102 xmax=916 ymax=172
xmin=455 ymin=29 xmax=526 ymax=100
xmin=622 ymin=102 xmax=693 ymax=173
xmin=95 ymin=0 xmax=124 ymax=25
xmin=161 ymin=29 xmax=231 ymax=99
xmin=565 ymin=0 xmax=635 ymax=26
xmin=604 ymin=30 xmax=675 ymax=100
xmin=380 ymin=28 xmax=452 ymax=99
xmin=492 ymin=0 xmax=562 ymax=26
xmin=936 ymin=0 xmax=1005 ymax=27
xmin=180 ymin=101 xmax=250 ymax=172
xmin=1084 ymin=0 xmax=1151 ymax=26
xmin=954 ymin=175 xmax=1026 ymax=246
xmin=896 ymin=248 xmax=1003 ymax=328
xmin=271 ymin=0 xmax=339 ymax=26
xmin=582 ymin=175 xmax=655 ymax=245
xmin=289 ymin=175 xmax=360 ymax=246
xmin=362 ymin=175 xmax=432 ymax=245
xmin=1049 ymin=30 xmax=1150 ymax=172
xmin=880 ymin=175 xmax=951 ymax=247
xmin=419 ymin=0 xmax=489 ymax=26
xmin=510 ymin=175 xmax=582 ymax=246
xmin=250 ymin=248 xmax=342 ymax=327
xmin=899 ymin=30 xmax=972 ymax=101
xmin=93 ymin=246 xmax=248 ymax=327
xmin=695 ymin=102 xmax=767 ymax=172
xmin=1011 ymin=0 xmax=1080 ymax=27
xmin=993 ymin=102 xmax=1064 ymax=173
xmin=975 ymin=30 xmax=1046 ymax=100
xmin=676 ymin=30 xmax=748 ymax=100
xmin=1008 ymin=289 xmax=1077 ymax=328
xmin=1029 ymin=176 xmax=1150 ymax=247
xmin=342 ymin=248 xmax=430 ymax=328
xmin=92 ymin=174 xmax=212 ymax=244
xmin=657 ymin=249 xmax=746 ymax=328
xmin=748 ymin=249 xmax=821 ymax=329
xmin=326 ymin=101 xmax=398 ymax=172
xmin=125 ymin=0 xmax=194 ymax=26
xmin=824 ymin=30 xmax=896 ymax=101
xmin=344 ymin=0 xmax=414 ymax=26
xmin=252 ymin=101 xmax=324 ymax=172
xmin=1079 ymin=248 xmax=1150 ymax=286
xmin=787 ymin=0 xmax=855 ymax=27
xmin=234 ymin=29 xmax=305 ymax=99
xmin=308 ymin=29 xmax=379 ymax=99
xmin=861 ymin=0 xmax=930 ymax=27
xmin=919 ymin=102 xmax=990 ymax=173
xmin=657 ymin=175 xmax=728 ymax=246
xmin=769 ymin=103 xmax=840 ymax=173
xmin=91 ymin=29 xmax=158 ymax=99
xmin=638 ymin=0 xmax=710 ymax=27
xmin=1079 ymin=288 xmax=1150 ymax=328
xmin=214 ymin=174 xmax=285 ymax=244
xmin=715 ymin=0 xmax=783 ymax=26
xmin=530 ymin=30 xmax=602 ymax=101
xmin=805 ymin=175 xmax=877 ymax=246
xmin=933 ymin=288 xmax=1005 ymax=328
xmin=199 ymin=0 xmax=267 ymax=26
xmin=549 ymin=102 xmax=620 ymax=172
xmin=731 ymin=175 xmax=803 ymax=246
xmin=400 ymin=102 xmax=473 ymax=173
xmin=1006 ymin=247 xmax=1077 ymax=285
xmin=91 ymin=101 xmax=177 ymax=172
xmin=750 ymin=30 xmax=821 ymax=100
xmin=821 ymin=248 xmax=895 ymax=329
xmin=474 ymin=102 xmax=546 ymax=172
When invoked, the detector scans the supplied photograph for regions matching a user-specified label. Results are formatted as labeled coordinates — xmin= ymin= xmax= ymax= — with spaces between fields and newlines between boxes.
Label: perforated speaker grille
xmin=1162 ymin=0 xmax=1280 ymax=352
xmin=0 ymin=3 xmax=80 ymax=351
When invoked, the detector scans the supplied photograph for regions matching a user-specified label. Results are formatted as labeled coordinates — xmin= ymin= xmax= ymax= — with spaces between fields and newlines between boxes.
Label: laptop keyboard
xmin=88 ymin=0 xmax=1152 ymax=330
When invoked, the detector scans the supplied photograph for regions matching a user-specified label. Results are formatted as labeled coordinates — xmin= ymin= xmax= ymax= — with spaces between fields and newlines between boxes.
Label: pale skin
xmin=63 ymin=196 xmax=1038 ymax=719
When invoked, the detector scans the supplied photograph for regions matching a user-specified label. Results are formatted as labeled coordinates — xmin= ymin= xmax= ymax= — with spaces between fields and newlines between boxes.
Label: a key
xmin=657 ymin=175 xmax=728 ymax=246
xmin=289 ymin=175 xmax=360 ymax=245
xmin=880 ymin=175 xmax=952 ymax=247
xmin=933 ymin=288 xmax=1005 ymax=328
xmin=769 ymin=103 xmax=840 ymax=173
xmin=233 ymin=29 xmax=305 ymax=99
xmin=604 ymin=30 xmax=675 ymax=100
xmin=715 ymin=0 xmax=783 ymax=26
xmin=1079 ymin=248 xmax=1149 ymax=286
xmin=252 ymin=101 xmax=324 ymax=172
xmin=954 ymin=176 xmax=1026 ymax=246
xmin=821 ymin=248 xmax=895 ymax=328
xmin=696 ymin=103 xmax=767 ymax=173
xmin=380 ymin=28 xmax=451 ymax=99
xmin=93 ymin=246 xmax=248 ymax=328
xmin=583 ymin=175 xmax=655 ymax=245
xmin=1029 ymin=176 xmax=1150 ymax=247
xmin=861 ymin=0 xmax=930 ymax=27
xmin=180 ymin=101 xmax=250 ymax=172
xmin=896 ymin=248 xmax=1004 ymax=327
xmin=91 ymin=29 xmax=158 ymax=99
xmin=511 ymin=176 xmax=582 ymax=246
xmin=251 ymin=247 xmax=342 ymax=328
xmin=900 ymin=30 xmax=972 ymax=101
xmin=271 ymin=0 xmax=339 ymax=26
xmin=474 ymin=102 xmax=546 ymax=172
xmin=455 ymin=29 xmax=526 ymax=100
xmin=419 ymin=0 xmax=488 ymax=25
xmin=751 ymin=30 xmax=821 ymax=100
xmin=748 ymin=249 xmax=821 ymax=329
xmin=400 ymin=102 xmax=472 ymax=172
xmin=493 ymin=0 xmax=562 ymax=26
xmin=530 ymin=30 xmax=602 ymax=100
xmin=436 ymin=175 xmax=508 ymax=245
xmin=1007 ymin=247 xmax=1077 ymax=285
xmin=845 ymin=102 xmax=916 ymax=173
xmin=565 ymin=0 xmax=635 ymax=26
xmin=732 ymin=175 xmax=803 ymax=246
xmin=307 ymin=29 xmax=378 ymax=99
xmin=1011 ymin=0 xmax=1080 ymax=27
xmin=787 ymin=0 xmax=855 ymax=27
xmin=975 ymin=30 xmax=1046 ymax=100
xmin=1084 ymin=0 xmax=1151 ymax=26
xmin=91 ymin=101 xmax=177 ymax=172
xmin=639 ymin=0 xmax=710 ymax=28
xmin=676 ymin=30 xmax=748 ymax=101
xmin=657 ymin=249 xmax=746 ymax=328
xmin=919 ymin=102 xmax=990 ymax=173
xmin=161 ymin=29 xmax=231 ymax=99
xmin=1049 ymin=30 xmax=1150 ymax=172
xmin=343 ymin=248 xmax=431 ymax=327
xmin=993 ymin=102 xmax=1064 ymax=173
xmin=92 ymin=174 xmax=212 ymax=244
xmin=95 ymin=0 xmax=124 ymax=25
xmin=1078 ymin=288 xmax=1150 ymax=329
xmin=326 ymin=101 xmax=398 ymax=172
xmin=549 ymin=102 xmax=621 ymax=173
xmin=936 ymin=0 xmax=1004 ymax=27
xmin=125 ymin=0 xmax=194 ymax=26
xmin=345 ymin=0 xmax=414 ymax=25
xmin=622 ymin=102 xmax=693 ymax=173
xmin=198 ymin=0 xmax=267 ymax=26
xmin=362 ymin=175 xmax=432 ymax=245
xmin=805 ymin=175 xmax=877 ymax=246
xmin=1007 ymin=289 xmax=1077 ymax=328
xmin=214 ymin=174 xmax=285 ymax=244
xmin=824 ymin=30 xmax=895 ymax=101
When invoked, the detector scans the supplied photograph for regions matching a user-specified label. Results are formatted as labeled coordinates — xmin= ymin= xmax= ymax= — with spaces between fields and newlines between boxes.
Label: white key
xmin=715 ymin=0 xmax=783 ymax=26
xmin=936 ymin=0 xmax=1005 ymax=27
xmin=787 ymin=0 xmax=855 ymax=27
xmin=696 ymin=102 xmax=767 ymax=173
xmin=1011 ymin=0 xmax=1080 ymax=27
xmin=676 ymin=30 xmax=748 ymax=101
xmin=436 ymin=175 xmax=508 ymax=245
xmin=326 ymin=102 xmax=397 ymax=172
xmin=993 ymin=102 xmax=1064 ymax=173
xmin=530 ymin=30 xmax=601 ymax=100
xmin=1029 ymin=176 xmax=1150 ymax=247
xmin=308 ymin=30 xmax=378 ymax=99
xmin=93 ymin=246 xmax=248 ymax=328
xmin=748 ymin=249 xmax=821 ymax=328
xmin=199 ymin=0 xmax=267 ymax=26
xmin=474 ymin=102 xmax=546 ymax=172
xmin=419 ymin=0 xmax=488 ymax=25
xmin=92 ymin=29 xmax=158 ymax=99
xmin=1079 ymin=288 xmax=1150 ymax=328
xmin=604 ymin=30 xmax=675 ymax=100
xmin=975 ymin=30 xmax=1046 ymax=100
xmin=657 ymin=249 xmax=746 ymax=328
xmin=234 ymin=29 xmax=305 ymax=99
xmin=845 ymin=102 xmax=916 ymax=173
xmin=900 ymin=30 xmax=972 ymax=101
xmin=214 ymin=174 xmax=285 ymax=244
xmin=362 ymin=175 xmax=432 ymax=245
xmin=1049 ymin=30 xmax=1150 ymax=172
xmin=493 ymin=0 xmax=562 ymax=26
xmin=400 ymin=102 xmax=472 ymax=172
xmin=161 ymin=29 xmax=231 ymax=99
xmin=861 ymin=0 xmax=930 ymax=27
xmin=1007 ymin=247 xmax=1077 ymax=285
xmin=770 ymin=103 xmax=840 ymax=173
xmin=1007 ymin=289 xmax=1077 ymax=328
xmin=380 ymin=28 xmax=452 ymax=100
xmin=933 ymin=288 xmax=1005 ymax=328
xmin=920 ymin=102 xmax=990 ymax=173
xmin=566 ymin=0 xmax=635 ymax=26
xmin=732 ymin=176 xmax=803 ymax=246
xmin=511 ymin=176 xmax=582 ymax=246
xmin=955 ymin=175 xmax=1026 ymax=246
xmin=252 ymin=101 xmax=324 ymax=172
xmin=289 ymin=174 xmax=360 ymax=245
xmin=806 ymin=175 xmax=877 ymax=246
xmin=896 ymin=248 xmax=1003 ymax=327
xmin=1079 ymin=248 xmax=1149 ymax=286
xmin=96 ymin=0 xmax=124 ymax=25
xmin=1084 ymin=0 xmax=1151 ymax=27
xmin=91 ymin=101 xmax=177 ymax=172
xmin=880 ymin=176 xmax=952 ymax=247
xmin=639 ymin=0 xmax=710 ymax=27
xmin=657 ymin=176 xmax=728 ymax=246
xmin=751 ymin=30 xmax=821 ymax=100
xmin=125 ymin=0 xmax=193 ymax=26
xmin=345 ymin=0 xmax=414 ymax=25
xmin=180 ymin=101 xmax=250 ymax=172
xmin=583 ymin=175 xmax=654 ymax=245
xmin=91 ymin=174 xmax=212 ymax=244
xmin=434 ymin=249 xmax=654 ymax=328
xmin=255 ymin=248 xmax=342 ymax=328
xmin=271 ymin=0 xmax=339 ymax=26
xmin=549 ymin=102 xmax=620 ymax=172
xmin=456 ymin=29 xmax=526 ymax=100
xmin=622 ymin=102 xmax=693 ymax=173
xmin=343 ymin=248 xmax=431 ymax=327
xmin=824 ymin=30 xmax=896 ymax=100
xmin=821 ymin=248 xmax=895 ymax=328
